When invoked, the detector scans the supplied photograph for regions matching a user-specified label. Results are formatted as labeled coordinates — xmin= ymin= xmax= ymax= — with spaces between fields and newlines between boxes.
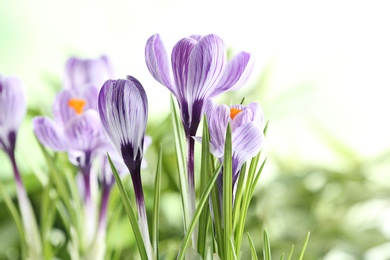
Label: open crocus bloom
xmin=0 ymin=75 xmax=27 ymax=155
xmin=33 ymin=85 xmax=108 ymax=166
xmin=145 ymin=34 xmax=254 ymax=137
xmin=64 ymin=55 xmax=115 ymax=92
xmin=201 ymin=99 xmax=265 ymax=185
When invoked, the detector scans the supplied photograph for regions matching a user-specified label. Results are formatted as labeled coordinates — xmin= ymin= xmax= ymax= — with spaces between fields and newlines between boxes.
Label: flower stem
xmin=187 ymin=135 xmax=197 ymax=248
xmin=131 ymin=170 xmax=153 ymax=260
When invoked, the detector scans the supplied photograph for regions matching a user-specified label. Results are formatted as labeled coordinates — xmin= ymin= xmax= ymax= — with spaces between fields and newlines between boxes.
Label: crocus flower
xmin=33 ymin=85 xmax=109 ymax=245
xmin=64 ymin=55 xmax=115 ymax=92
xmin=0 ymin=75 xmax=42 ymax=258
xmin=0 ymin=75 xmax=27 ymax=159
xmin=98 ymin=75 xmax=152 ymax=259
xmin=202 ymin=99 xmax=265 ymax=186
xmin=145 ymin=34 xmax=254 ymax=211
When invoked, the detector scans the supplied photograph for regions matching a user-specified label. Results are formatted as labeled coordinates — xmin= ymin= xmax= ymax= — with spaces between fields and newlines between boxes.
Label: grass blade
xmin=152 ymin=145 xmax=163 ymax=259
xmin=223 ymin=124 xmax=233 ymax=259
xmin=197 ymin=116 xmax=212 ymax=256
xmin=107 ymin=153 xmax=148 ymax=260
xmin=247 ymin=233 xmax=258 ymax=260
xmin=287 ymin=244 xmax=295 ymax=260
xmin=170 ymin=96 xmax=190 ymax=232
xmin=298 ymin=232 xmax=310 ymax=260
xmin=263 ymin=229 xmax=271 ymax=260
xmin=177 ymin=165 xmax=221 ymax=260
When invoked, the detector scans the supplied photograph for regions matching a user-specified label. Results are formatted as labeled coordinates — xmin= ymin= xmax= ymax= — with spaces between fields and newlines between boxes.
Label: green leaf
xmin=0 ymin=180 xmax=26 ymax=253
xmin=152 ymin=145 xmax=163 ymax=259
xmin=263 ymin=229 xmax=271 ymax=260
xmin=107 ymin=153 xmax=148 ymax=260
xmin=287 ymin=245 xmax=295 ymax=260
xmin=247 ymin=233 xmax=258 ymax=260
xmin=177 ymin=165 xmax=222 ymax=260
xmin=223 ymin=124 xmax=233 ymax=259
xmin=298 ymin=232 xmax=310 ymax=260
xmin=170 ymin=95 xmax=190 ymax=232
xmin=197 ymin=116 xmax=212 ymax=256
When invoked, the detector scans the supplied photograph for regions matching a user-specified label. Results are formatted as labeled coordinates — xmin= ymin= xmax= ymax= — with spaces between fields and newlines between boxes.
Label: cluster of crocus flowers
xmin=145 ymin=33 xmax=255 ymax=223
xmin=98 ymin=76 xmax=153 ymax=259
xmin=32 ymin=56 xmax=116 ymax=255
xmin=0 ymin=75 xmax=42 ymax=259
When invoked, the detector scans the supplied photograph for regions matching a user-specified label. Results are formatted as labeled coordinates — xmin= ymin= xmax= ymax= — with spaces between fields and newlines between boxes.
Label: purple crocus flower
xmin=145 ymin=34 xmax=254 ymax=210
xmin=0 ymin=75 xmax=42 ymax=257
xmin=33 ymin=85 xmax=108 ymax=200
xmin=0 ymin=75 xmax=26 ymax=163
xmin=98 ymin=75 xmax=152 ymax=259
xmin=64 ymin=55 xmax=114 ymax=91
xmin=202 ymin=99 xmax=265 ymax=186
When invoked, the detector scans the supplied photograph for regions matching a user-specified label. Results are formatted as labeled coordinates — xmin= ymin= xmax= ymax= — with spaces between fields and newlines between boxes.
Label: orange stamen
xmin=68 ymin=98 xmax=86 ymax=115
xmin=230 ymin=108 xmax=242 ymax=119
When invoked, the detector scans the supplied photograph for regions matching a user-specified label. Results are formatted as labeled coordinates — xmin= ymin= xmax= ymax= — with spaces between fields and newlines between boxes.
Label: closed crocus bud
xmin=98 ymin=76 xmax=148 ymax=176
xmin=64 ymin=55 xmax=115 ymax=91
xmin=0 ymin=75 xmax=27 ymax=156
xmin=98 ymin=75 xmax=152 ymax=259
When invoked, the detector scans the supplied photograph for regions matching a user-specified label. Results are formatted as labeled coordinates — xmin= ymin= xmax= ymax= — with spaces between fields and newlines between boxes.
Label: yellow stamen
xmin=68 ymin=98 xmax=86 ymax=115
xmin=230 ymin=108 xmax=242 ymax=119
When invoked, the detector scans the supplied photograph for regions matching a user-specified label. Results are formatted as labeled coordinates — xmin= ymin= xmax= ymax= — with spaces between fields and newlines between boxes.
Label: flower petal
xmin=171 ymin=36 xmax=198 ymax=101
xmin=98 ymin=76 xmax=148 ymax=162
xmin=187 ymin=34 xmax=227 ymax=102
xmin=211 ymin=51 xmax=254 ymax=97
xmin=64 ymin=110 xmax=105 ymax=152
xmin=232 ymin=123 xmax=264 ymax=177
xmin=32 ymin=117 xmax=68 ymax=151
xmin=231 ymin=102 xmax=263 ymax=131
xmin=206 ymin=103 xmax=230 ymax=158
xmin=145 ymin=34 xmax=175 ymax=93
xmin=0 ymin=76 xmax=27 ymax=144
xmin=64 ymin=55 xmax=115 ymax=90
xmin=52 ymin=90 xmax=75 ymax=126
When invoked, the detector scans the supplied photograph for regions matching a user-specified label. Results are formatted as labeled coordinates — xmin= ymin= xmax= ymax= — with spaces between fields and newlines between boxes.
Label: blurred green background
xmin=1 ymin=0 xmax=390 ymax=259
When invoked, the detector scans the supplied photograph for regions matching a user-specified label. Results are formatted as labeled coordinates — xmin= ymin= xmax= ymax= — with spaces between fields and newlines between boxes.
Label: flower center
xmin=230 ymin=108 xmax=242 ymax=119
xmin=68 ymin=98 xmax=86 ymax=115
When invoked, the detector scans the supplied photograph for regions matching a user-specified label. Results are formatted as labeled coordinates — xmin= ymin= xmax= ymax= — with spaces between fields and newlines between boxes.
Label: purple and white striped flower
xmin=145 ymin=34 xmax=254 ymax=208
xmin=64 ymin=55 xmax=115 ymax=92
xmin=145 ymin=34 xmax=254 ymax=138
xmin=0 ymin=75 xmax=42 ymax=257
xmin=98 ymin=75 xmax=152 ymax=259
xmin=202 ymin=99 xmax=265 ymax=185
xmin=0 ymin=75 xmax=27 ymax=158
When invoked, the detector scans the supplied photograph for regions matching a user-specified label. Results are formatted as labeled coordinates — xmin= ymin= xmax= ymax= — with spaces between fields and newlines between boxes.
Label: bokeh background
xmin=1 ymin=0 xmax=390 ymax=259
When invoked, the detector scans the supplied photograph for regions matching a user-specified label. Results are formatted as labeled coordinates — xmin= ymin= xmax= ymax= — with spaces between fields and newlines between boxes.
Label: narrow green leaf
xmin=177 ymin=165 xmax=222 ymax=260
xmin=263 ymin=229 xmax=271 ymax=260
xmin=170 ymin=96 xmax=190 ymax=232
xmin=152 ymin=145 xmax=163 ymax=259
xmin=0 ymin=181 xmax=26 ymax=250
xmin=107 ymin=153 xmax=148 ymax=260
xmin=233 ymin=162 xmax=247 ymax=232
xmin=197 ymin=116 xmax=212 ymax=256
xmin=298 ymin=232 xmax=310 ymax=260
xmin=234 ymin=150 xmax=261 ymax=252
xmin=230 ymin=237 xmax=238 ymax=260
xmin=287 ymin=245 xmax=295 ymax=260
xmin=223 ymin=124 xmax=233 ymax=259
xmin=37 ymin=143 xmax=79 ymax=229
xmin=247 ymin=233 xmax=258 ymax=260
xmin=280 ymin=253 xmax=285 ymax=260
xmin=240 ymin=97 xmax=246 ymax=105
xmin=249 ymin=158 xmax=267 ymax=199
